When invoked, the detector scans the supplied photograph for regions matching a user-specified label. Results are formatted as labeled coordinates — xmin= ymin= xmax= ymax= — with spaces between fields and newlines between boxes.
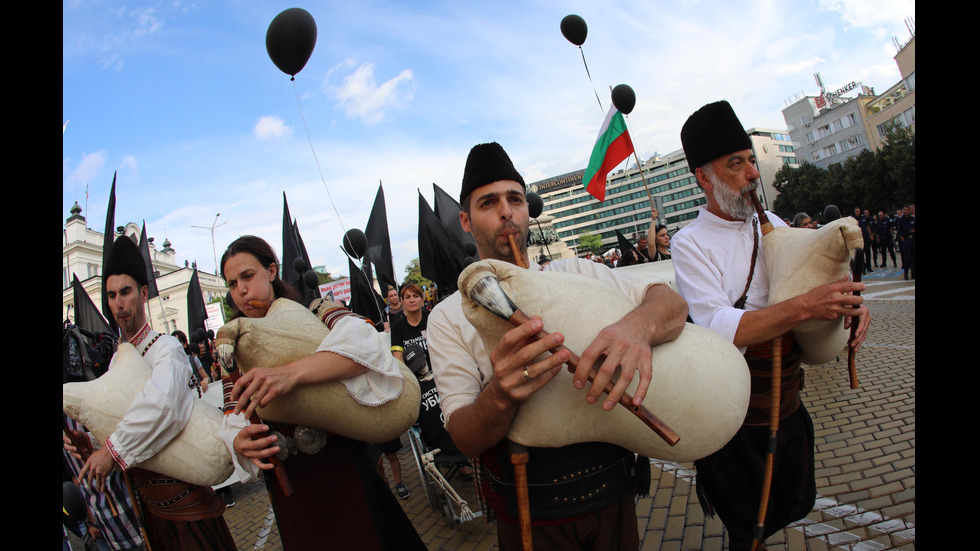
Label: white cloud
xmin=129 ymin=7 xmax=162 ymax=38
xmin=254 ymin=116 xmax=293 ymax=140
xmin=328 ymin=62 xmax=416 ymax=124
xmin=120 ymin=155 xmax=138 ymax=177
xmin=816 ymin=0 xmax=915 ymax=30
xmin=68 ymin=150 xmax=109 ymax=187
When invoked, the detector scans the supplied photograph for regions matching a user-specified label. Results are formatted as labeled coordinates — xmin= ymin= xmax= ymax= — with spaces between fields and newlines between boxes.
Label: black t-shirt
xmin=390 ymin=310 xmax=430 ymax=377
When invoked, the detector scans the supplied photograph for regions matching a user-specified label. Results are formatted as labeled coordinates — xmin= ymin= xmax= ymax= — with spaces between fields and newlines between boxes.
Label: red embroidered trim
xmin=105 ymin=437 xmax=128 ymax=470
xmin=130 ymin=322 xmax=151 ymax=348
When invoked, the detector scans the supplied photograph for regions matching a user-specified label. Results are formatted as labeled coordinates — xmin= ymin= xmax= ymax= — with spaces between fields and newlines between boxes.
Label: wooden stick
xmin=225 ymin=362 xmax=295 ymax=497
xmin=508 ymin=440 xmax=533 ymax=551
xmin=747 ymin=188 xmax=781 ymax=551
xmin=506 ymin=233 xmax=534 ymax=551
xmin=751 ymin=335 xmax=782 ymax=551
xmin=508 ymin=234 xmax=528 ymax=269
xmin=63 ymin=416 xmax=119 ymax=516
xmin=848 ymin=250 xmax=863 ymax=389
xmin=748 ymin=190 xmax=774 ymax=235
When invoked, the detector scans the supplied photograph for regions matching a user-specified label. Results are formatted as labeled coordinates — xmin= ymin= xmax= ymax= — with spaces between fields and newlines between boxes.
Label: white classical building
xmin=62 ymin=202 xmax=229 ymax=336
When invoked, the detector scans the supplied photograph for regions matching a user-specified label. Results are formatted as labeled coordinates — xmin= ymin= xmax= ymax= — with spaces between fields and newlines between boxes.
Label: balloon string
xmin=292 ymin=81 xmax=385 ymax=321
xmin=293 ymin=80 xmax=348 ymax=236
xmin=579 ymin=47 xmax=604 ymax=112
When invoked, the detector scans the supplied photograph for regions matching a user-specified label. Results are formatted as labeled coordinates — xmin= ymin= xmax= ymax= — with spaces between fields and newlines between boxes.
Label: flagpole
xmin=619 ymin=111 xmax=659 ymax=230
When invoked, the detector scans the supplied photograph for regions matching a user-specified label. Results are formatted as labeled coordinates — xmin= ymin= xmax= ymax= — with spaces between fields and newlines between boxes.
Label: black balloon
xmin=343 ymin=228 xmax=367 ymax=259
xmin=463 ymin=241 xmax=478 ymax=258
xmin=611 ymin=84 xmax=636 ymax=115
xmin=303 ymin=270 xmax=319 ymax=290
xmin=560 ymin=15 xmax=588 ymax=46
xmin=293 ymin=257 xmax=307 ymax=274
xmin=823 ymin=204 xmax=841 ymax=222
xmin=266 ymin=8 xmax=317 ymax=78
xmin=527 ymin=192 xmax=544 ymax=218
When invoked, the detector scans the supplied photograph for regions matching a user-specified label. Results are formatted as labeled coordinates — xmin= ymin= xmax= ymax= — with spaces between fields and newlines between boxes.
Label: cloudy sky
xmin=63 ymin=0 xmax=914 ymax=280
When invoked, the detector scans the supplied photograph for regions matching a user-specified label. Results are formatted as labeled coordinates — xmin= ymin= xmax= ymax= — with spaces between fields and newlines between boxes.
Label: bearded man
xmin=671 ymin=100 xmax=870 ymax=550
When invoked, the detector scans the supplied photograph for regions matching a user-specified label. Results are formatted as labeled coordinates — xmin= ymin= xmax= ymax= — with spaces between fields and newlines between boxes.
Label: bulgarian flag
xmin=582 ymin=104 xmax=634 ymax=202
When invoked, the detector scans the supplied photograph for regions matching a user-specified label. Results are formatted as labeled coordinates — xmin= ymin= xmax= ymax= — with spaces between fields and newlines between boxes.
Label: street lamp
xmin=192 ymin=213 xmax=227 ymax=274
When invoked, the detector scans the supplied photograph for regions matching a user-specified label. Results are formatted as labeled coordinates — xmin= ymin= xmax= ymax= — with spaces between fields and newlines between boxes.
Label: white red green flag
xmin=582 ymin=104 xmax=634 ymax=202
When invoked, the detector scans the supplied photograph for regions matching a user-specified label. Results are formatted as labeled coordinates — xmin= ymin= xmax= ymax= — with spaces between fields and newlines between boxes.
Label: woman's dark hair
xmin=655 ymin=224 xmax=667 ymax=235
xmin=220 ymin=235 xmax=300 ymax=318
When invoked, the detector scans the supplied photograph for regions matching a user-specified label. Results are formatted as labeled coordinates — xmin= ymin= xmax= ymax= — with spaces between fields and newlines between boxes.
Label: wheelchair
xmin=407 ymin=412 xmax=483 ymax=527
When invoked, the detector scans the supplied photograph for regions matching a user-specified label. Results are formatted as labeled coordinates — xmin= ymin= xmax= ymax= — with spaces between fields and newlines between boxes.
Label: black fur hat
xmin=459 ymin=142 xmax=525 ymax=205
xmin=681 ymin=100 xmax=752 ymax=173
xmin=104 ymin=235 xmax=147 ymax=287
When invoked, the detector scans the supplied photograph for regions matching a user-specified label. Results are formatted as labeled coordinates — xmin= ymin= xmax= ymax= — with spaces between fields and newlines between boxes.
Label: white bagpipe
xmin=458 ymin=258 xmax=752 ymax=463
xmin=750 ymin=195 xmax=865 ymax=366
xmin=213 ymin=298 xmax=421 ymax=444
xmin=62 ymin=343 xmax=235 ymax=488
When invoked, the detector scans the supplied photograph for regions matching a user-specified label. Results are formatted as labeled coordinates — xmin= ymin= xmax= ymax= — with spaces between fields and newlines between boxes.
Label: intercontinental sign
xmin=527 ymin=169 xmax=586 ymax=195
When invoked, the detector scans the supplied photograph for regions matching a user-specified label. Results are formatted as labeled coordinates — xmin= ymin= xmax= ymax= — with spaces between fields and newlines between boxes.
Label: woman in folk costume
xmin=219 ymin=235 xmax=426 ymax=550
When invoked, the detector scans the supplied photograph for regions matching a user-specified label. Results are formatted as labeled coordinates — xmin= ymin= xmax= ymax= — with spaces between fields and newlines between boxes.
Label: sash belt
xmin=743 ymin=333 xmax=804 ymax=426
xmin=487 ymin=442 xmax=634 ymax=519
xmin=130 ymin=468 xmax=226 ymax=522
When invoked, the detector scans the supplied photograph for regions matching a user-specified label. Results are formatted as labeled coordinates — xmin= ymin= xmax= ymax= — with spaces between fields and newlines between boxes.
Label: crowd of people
xmin=789 ymin=205 xmax=915 ymax=279
xmin=582 ymin=223 xmax=673 ymax=268
xmin=64 ymin=99 xmax=877 ymax=551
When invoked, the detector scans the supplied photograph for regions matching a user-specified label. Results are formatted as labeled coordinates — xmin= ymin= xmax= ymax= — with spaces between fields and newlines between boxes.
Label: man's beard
xmin=473 ymin=221 xmax=527 ymax=263
xmin=709 ymin=171 xmax=758 ymax=221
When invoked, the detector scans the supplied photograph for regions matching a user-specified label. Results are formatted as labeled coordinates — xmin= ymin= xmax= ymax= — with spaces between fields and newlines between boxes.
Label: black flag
xmin=364 ymin=184 xmax=397 ymax=295
xmin=282 ymin=194 xmax=318 ymax=304
xmin=615 ymin=229 xmax=646 ymax=266
xmin=418 ymin=192 xmax=460 ymax=292
xmin=186 ymin=268 xmax=209 ymax=337
xmin=348 ymin=257 xmax=385 ymax=331
xmin=100 ymin=172 xmax=118 ymax=332
xmin=433 ymin=182 xmax=475 ymax=253
xmin=281 ymin=193 xmax=307 ymax=287
xmin=138 ymin=222 xmax=160 ymax=299
xmin=72 ymin=274 xmax=113 ymax=336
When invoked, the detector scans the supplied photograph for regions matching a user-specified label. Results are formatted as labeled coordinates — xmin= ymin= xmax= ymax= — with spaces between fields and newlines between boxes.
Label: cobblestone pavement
xmin=223 ymin=267 xmax=914 ymax=550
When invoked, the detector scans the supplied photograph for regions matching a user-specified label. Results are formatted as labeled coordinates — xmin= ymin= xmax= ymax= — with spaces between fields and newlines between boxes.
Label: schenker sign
xmin=825 ymin=81 xmax=860 ymax=100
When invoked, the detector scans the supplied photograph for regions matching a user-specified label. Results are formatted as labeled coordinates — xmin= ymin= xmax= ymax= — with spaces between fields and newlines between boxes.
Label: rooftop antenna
xmin=813 ymin=72 xmax=826 ymax=95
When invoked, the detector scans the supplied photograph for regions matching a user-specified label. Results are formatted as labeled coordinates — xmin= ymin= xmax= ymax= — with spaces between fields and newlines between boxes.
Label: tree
xmin=403 ymin=258 xmax=433 ymax=288
xmin=772 ymin=162 xmax=827 ymax=220
xmin=772 ymin=126 xmax=915 ymax=220
xmin=578 ymin=231 xmax=603 ymax=256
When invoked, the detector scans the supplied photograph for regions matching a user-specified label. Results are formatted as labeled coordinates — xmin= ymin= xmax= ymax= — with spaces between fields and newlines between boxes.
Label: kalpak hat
xmin=104 ymin=235 xmax=148 ymax=287
xmin=459 ymin=142 xmax=525 ymax=205
xmin=680 ymin=100 xmax=752 ymax=173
